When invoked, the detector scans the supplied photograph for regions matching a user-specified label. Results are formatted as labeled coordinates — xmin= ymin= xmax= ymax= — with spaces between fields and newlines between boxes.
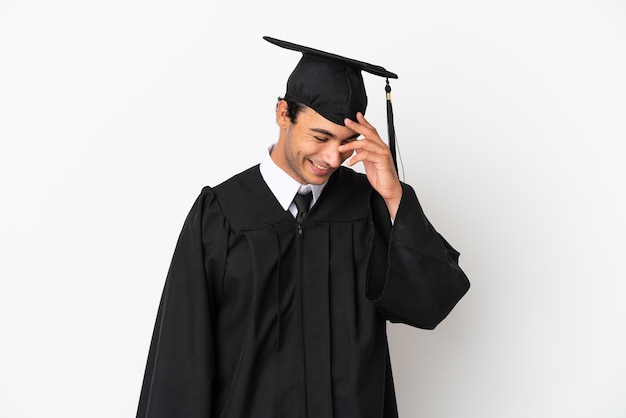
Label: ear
xmin=276 ymin=99 xmax=290 ymax=129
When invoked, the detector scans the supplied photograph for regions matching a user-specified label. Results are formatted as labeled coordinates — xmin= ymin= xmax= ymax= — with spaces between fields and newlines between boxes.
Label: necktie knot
xmin=294 ymin=191 xmax=312 ymax=224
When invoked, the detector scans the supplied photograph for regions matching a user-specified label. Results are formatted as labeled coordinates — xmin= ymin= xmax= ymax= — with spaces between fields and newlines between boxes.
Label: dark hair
xmin=277 ymin=97 xmax=306 ymax=124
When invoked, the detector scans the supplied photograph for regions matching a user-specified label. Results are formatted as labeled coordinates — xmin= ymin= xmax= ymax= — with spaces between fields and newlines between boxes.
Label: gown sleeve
xmin=137 ymin=187 xmax=227 ymax=418
xmin=368 ymin=183 xmax=470 ymax=330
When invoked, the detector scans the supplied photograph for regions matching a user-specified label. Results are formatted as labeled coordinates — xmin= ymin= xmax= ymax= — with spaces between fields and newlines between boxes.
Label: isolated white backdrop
xmin=1 ymin=1 xmax=625 ymax=417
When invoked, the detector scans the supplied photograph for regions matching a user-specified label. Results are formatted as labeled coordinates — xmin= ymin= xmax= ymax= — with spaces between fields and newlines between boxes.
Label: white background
xmin=1 ymin=1 xmax=625 ymax=417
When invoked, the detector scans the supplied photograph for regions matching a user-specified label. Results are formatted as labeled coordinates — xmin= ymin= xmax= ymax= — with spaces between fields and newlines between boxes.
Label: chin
xmin=307 ymin=172 xmax=335 ymax=185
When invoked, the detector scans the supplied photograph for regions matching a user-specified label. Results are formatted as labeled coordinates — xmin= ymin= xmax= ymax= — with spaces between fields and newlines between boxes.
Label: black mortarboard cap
xmin=264 ymin=36 xmax=400 ymax=172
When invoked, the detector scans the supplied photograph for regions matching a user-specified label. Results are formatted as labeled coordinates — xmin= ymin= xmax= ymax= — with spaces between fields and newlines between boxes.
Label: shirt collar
xmin=259 ymin=144 xmax=326 ymax=211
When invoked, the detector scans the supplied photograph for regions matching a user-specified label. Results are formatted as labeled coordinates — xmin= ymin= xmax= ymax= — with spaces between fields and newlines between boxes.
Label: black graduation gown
xmin=137 ymin=166 xmax=470 ymax=418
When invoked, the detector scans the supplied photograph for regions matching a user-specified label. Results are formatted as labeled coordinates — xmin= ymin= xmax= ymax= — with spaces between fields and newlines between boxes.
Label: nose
xmin=322 ymin=142 xmax=342 ymax=168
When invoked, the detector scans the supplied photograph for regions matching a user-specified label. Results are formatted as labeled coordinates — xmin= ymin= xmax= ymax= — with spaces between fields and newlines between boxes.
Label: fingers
xmin=339 ymin=139 xmax=387 ymax=156
xmin=353 ymin=112 xmax=376 ymax=131
xmin=343 ymin=112 xmax=381 ymax=142
xmin=340 ymin=113 xmax=401 ymax=205
xmin=339 ymin=114 xmax=390 ymax=157
xmin=345 ymin=149 xmax=380 ymax=167
xmin=340 ymin=138 xmax=394 ymax=171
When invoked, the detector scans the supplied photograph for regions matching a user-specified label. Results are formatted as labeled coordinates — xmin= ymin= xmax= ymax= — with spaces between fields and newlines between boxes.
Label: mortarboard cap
xmin=264 ymin=36 xmax=400 ymax=173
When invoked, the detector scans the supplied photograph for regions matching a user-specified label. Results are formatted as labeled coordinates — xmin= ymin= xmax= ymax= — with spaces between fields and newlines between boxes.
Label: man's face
xmin=274 ymin=102 xmax=359 ymax=185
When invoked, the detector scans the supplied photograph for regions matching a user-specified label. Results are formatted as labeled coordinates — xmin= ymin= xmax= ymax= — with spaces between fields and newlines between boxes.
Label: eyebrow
xmin=310 ymin=128 xmax=360 ymax=141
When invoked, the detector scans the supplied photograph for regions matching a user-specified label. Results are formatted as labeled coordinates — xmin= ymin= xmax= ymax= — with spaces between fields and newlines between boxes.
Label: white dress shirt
xmin=259 ymin=145 xmax=327 ymax=218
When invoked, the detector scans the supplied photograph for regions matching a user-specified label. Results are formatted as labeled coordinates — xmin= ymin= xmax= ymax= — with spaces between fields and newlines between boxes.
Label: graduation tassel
xmin=385 ymin=79 xmax=398 ymax=176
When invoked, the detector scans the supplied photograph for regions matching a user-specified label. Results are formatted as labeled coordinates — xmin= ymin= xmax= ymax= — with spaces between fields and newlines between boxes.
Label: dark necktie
xmin=294 ymin=191 xmax=312 ymax=224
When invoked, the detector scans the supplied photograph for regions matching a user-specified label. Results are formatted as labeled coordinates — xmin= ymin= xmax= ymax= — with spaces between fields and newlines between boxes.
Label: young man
xmin=137 ymin=36 xmax=470 ymax=418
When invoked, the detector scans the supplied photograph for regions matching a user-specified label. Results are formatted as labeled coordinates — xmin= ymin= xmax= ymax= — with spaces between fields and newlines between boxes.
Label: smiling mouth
xmin=309 ymin=159 xmax=331 ymax=173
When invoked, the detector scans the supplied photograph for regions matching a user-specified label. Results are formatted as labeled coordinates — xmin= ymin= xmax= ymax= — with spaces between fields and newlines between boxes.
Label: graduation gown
xmin=137 ymin=165 xmax=469 ymax=418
